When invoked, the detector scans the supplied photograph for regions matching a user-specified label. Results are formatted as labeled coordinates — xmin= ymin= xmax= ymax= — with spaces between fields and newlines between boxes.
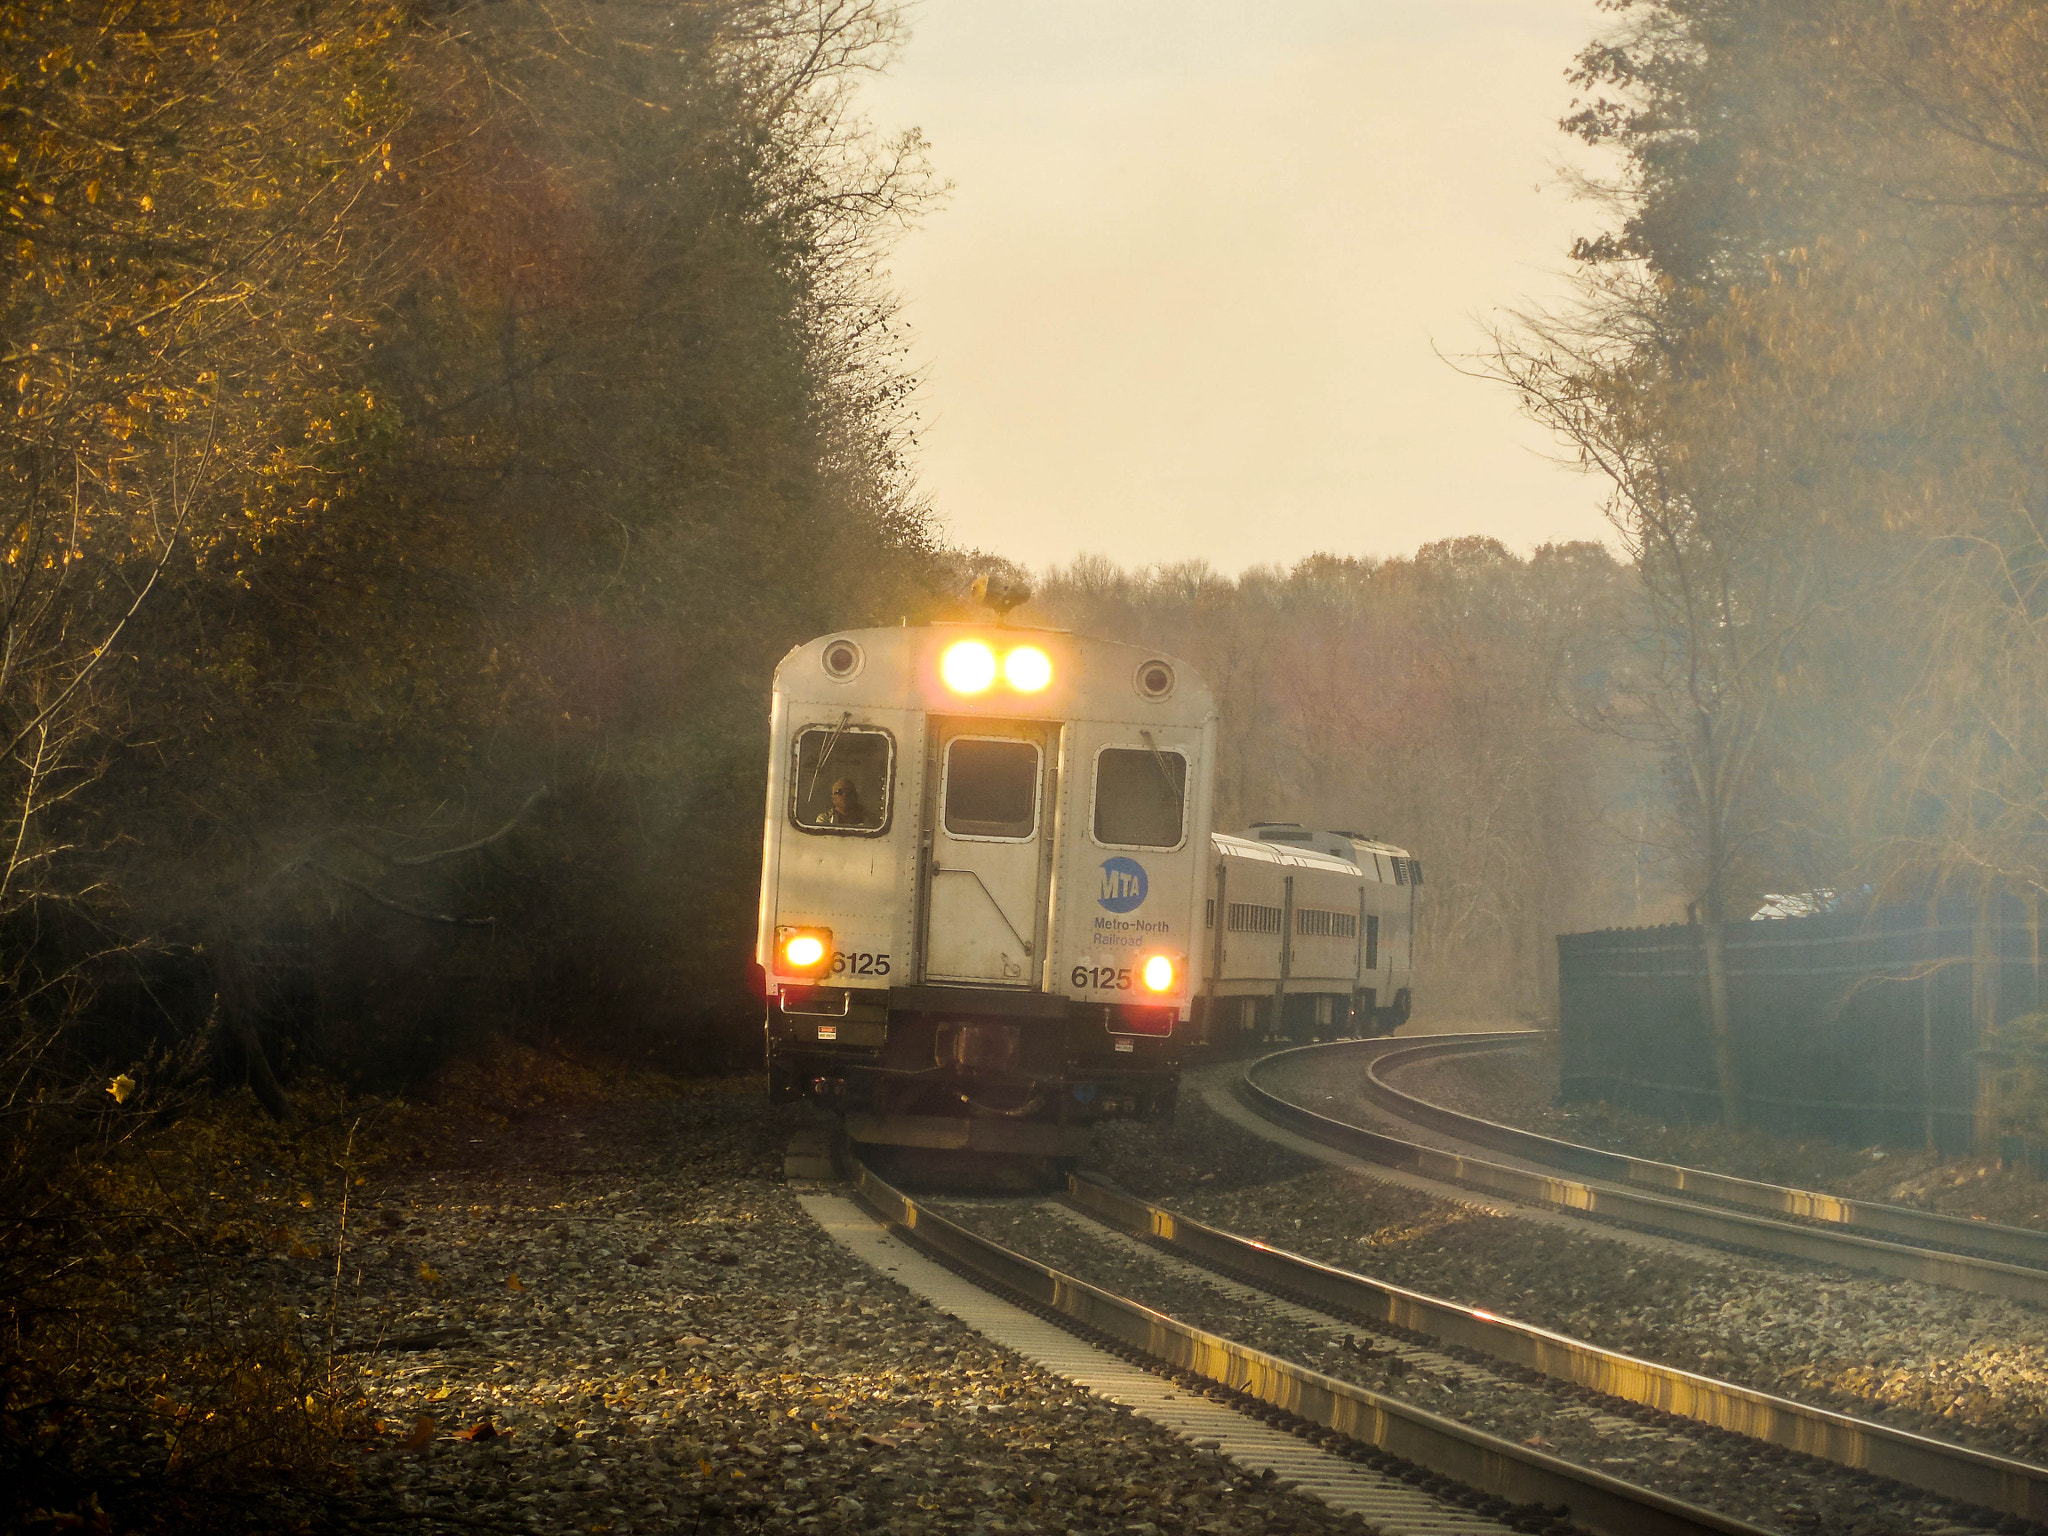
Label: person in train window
xmin=793 ymin=725 xmax=890 ymax=829
xmin=826 ymin=776 xmax=875 ymax=828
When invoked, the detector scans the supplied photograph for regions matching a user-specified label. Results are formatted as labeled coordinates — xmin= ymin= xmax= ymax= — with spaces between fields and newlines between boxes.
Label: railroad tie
xmin=798 ymin=1190 xmax=1523 ymax=1536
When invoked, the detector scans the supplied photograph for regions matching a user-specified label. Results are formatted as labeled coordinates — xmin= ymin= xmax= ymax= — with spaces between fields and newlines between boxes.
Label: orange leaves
xmin=0 ymin=3 xmax=940 ymax=1231
xmin=0 ymin=4 xmax=415 ymax=571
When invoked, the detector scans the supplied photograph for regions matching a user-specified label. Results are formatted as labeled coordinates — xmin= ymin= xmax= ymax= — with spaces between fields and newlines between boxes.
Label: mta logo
xmin=1097 ymin=857 xmax=1148 ymax=913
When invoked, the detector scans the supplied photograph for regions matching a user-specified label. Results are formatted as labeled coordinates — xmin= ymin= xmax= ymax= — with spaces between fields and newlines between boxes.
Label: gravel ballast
xmin=101 ymin=1050 xmax=2048 ymax=1535
xmin=266 ymin=1088 xmax=1392 ymax=1535
xmin=929 ymin=1192 xmax=2021 ymax=1536
xmin=1095 ymin=1066 xmax=2048 ymax=1477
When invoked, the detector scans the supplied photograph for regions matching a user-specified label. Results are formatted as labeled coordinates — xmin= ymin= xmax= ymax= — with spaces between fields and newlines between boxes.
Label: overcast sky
xmin=855 ymin=0 xmax=1619 ymax=575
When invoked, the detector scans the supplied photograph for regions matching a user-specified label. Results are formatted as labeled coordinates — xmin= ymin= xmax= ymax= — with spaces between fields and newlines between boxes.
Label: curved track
xmin=797 ymin=1036 xmax=2048 ymax=1533
xmin=827 ymin=1147 xmax=2048 ymax=1533
xmin=1063 ymin=1168 xmax=2048 ymax=1525
xmin=1366 ymin=1033 xmax=2048 ymax=1266
xmin=1240 ymin=1034 xmax=2048 ymax=1307
xmin=845 ymin=1153 xmax=1767 ymax=1536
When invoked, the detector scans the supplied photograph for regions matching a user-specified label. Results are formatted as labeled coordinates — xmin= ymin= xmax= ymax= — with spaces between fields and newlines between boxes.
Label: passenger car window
xmin=790 ymin=725 xmax=892 ymax=834
xmin=1093 ymin=746 xmax=1187 ymax=848
xmin=942 ymin=738 xmax=1040 ymax=840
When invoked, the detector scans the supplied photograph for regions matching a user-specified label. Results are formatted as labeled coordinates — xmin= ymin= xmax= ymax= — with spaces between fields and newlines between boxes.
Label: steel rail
xmin=1240 ymin=1045 xmax=2048 ymax=1308
xmin=846 ymin=1156 xmax=1768 ymax=1536
xmin=1359 ymin=1032 xmax=2048 ymax=1271
xmin=1066 ymin=1171 xmax=2048 ymax=1521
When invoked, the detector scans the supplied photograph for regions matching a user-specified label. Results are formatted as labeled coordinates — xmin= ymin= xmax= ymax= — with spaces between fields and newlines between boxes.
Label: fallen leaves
xmin=401 ymin=1415 xmax=435 ymax=1452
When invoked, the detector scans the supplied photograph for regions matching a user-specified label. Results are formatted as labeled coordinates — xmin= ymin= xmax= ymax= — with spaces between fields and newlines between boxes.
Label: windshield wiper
xmin=806 ymin=711 xmax=853 ymax=802
xmin=1139 ymin=730 xmax=1182 ymax=801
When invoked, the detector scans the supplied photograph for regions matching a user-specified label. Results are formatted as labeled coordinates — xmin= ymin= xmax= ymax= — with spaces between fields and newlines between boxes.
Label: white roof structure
xmin=1212 ymin=832 xmax=1362 ymax=875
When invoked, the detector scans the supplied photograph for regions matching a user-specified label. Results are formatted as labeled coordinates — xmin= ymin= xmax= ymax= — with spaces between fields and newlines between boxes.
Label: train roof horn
xmin=971 ymin=571 xmax=1031 ymax=620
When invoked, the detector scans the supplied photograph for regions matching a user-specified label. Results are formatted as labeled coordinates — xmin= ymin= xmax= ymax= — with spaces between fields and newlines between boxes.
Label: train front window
xmin=1093 ymin=746 xmax=1187 ymax=849
xmin=942 ymin=738 xmax=1040 ymax=840
xmin=791 ymin=724 xmax=892 ymax=834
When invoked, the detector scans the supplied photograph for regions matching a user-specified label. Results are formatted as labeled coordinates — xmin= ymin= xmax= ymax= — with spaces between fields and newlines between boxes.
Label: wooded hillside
xmin=0 ymin=0 xmax=947 ymax=1122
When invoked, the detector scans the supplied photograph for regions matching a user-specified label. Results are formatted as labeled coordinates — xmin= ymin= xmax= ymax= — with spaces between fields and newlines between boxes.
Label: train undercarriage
xmin=765 ymin=982 xmax=1180 ymax=1158
xmin=765 ymin=978 xmax=1412 ymax=1158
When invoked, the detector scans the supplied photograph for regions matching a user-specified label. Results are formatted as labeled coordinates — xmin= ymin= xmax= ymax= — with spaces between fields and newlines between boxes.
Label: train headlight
xmin=1140 ymin=952 xmax=1179 ymax=993
xmin=1003 ymin=645 xmax=1052 ymax=692
xmin=777 ymin=926 xmax=832 ymax=977
xmin=941 ymin=639 xmax=996 ymax=694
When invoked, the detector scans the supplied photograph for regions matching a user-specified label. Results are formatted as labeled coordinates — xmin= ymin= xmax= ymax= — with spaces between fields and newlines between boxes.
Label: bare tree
xmin=1485 ymin=263 xmax=1885 ymax=1121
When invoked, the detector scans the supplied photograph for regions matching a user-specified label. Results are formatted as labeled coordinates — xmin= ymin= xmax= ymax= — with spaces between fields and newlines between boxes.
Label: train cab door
xmin=921 ymin=718 xmax=1054 ymax=986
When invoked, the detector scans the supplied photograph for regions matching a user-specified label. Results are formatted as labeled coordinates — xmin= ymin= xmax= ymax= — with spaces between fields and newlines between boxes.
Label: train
xmin=1203 ymin=822 xmax=1418 ymax=1041
xmin=753 ymin=609 xmax=1418 ymax=1159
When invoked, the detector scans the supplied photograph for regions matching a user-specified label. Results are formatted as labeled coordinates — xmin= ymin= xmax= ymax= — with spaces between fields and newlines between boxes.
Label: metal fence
xmin=1557 ymin=899 xmax=2045 ymax=1153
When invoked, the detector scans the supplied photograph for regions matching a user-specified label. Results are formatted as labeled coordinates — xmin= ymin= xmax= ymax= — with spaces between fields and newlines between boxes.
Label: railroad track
xmin=832 ymin=1154 xmax=1764 ymax=1536
xmin=787 ymin=1037 xmax=2048 ymax=1535
xmin=1060 ymin=1170 xmax=2048 ymax=1530
xmin=1239 ymin=1033 xmax=2048 ymax=1308
xmin=1361 ymin=1033 xmax=2048 ymax=1269
xmin=803 ymin=1143 xmax=2048 ymax=1536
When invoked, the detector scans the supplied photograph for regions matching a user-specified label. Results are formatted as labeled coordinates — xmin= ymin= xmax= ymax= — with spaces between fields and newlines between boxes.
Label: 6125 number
xmin=1071 ymin=964 xmax=1131 ymax=991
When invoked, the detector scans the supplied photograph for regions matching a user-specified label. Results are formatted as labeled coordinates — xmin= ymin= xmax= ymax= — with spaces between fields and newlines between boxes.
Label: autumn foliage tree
xmin=0 ymin=0 xmax=943 ymax=1115
xmin=1496 ymin=0 xmax=2048 ymax=1116
xmin=1 ymin=0 xmax=950 ymax=1509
